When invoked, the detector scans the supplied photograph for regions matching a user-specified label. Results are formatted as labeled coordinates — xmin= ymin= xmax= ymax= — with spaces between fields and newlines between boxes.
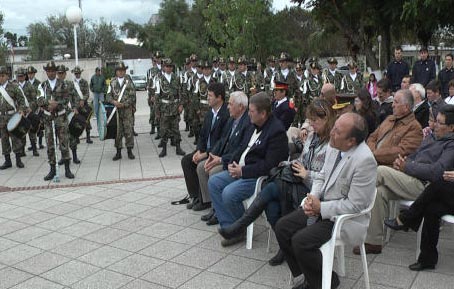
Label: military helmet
xmin=327 ymin=57 xmax=338 ymax=64
xmin=212 ymin=56 xmax=219 ymax=63
xmin=43 ymin=61 xmax=57 ymax=71
xmin=308 ymin=56 xmax=319 ymax=64
xmin=71 ymin=66 xmax=83 ymax=74
xmin=154 ymin=51 xmax=163 ymax=59
xmin=310 ymin=62 xmax=321 ymax=70
xmin=27 ymin=66 xmax=37 ymax=74
xmin=228 ymin=56 xmax=236 ymax=63
xmin=115 ymin=61 xmax=128 ymax=71
xmin=237 ymin=56 xmax=248 ymax=65
xmin=267 ymin=55 xmax=276 ymax=62
xmin=190 ymin=54 xmax=198 ymax=62
xmin=15 ymin=68 xmax=26 ymax=76
xmin=218 ymin=57 xmax=226 ymax=64
xmin=196 ymin=59 xmax=203 ymax=67
xmin=56 ymin=64 xmax=69 ymax=72
xmin=295 ymin=63 xmax=304 ymax=71
xmin=347 ymin=61 xmax=357 ymax=68
xmin=0 ymin=66 xmax=9 ymax=75
xmin=279 ymin=52 xmax=291 ymax=62
xmin=201 ymin=60 xmax=211 ymax=68
xmin=162 ymin=58 xmax=173 ymax=66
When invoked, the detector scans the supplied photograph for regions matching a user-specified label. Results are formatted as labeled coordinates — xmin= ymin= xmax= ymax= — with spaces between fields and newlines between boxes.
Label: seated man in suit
xmin=355 ymin=104 xmax=454 ymax=255
xmin=272 ymin=80 xmax=295 ymax=130
xmin=209 ymin=92 xmax=288 ymax=246
xmin=181 ymin=82 xmax=230 ymax=211
xmin=197 ymin=91 xmax=251 ymax=225
xmin=410 ymin=83 xmax=429 ymax=128
xmin=367 ymin=89 xmax=423 ymax=166
xmin=275 ymin=113 xmax=377 ymax=289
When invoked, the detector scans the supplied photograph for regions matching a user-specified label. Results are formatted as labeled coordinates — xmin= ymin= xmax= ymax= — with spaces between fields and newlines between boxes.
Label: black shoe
xmin=268 ymin=249 xmax=285 ymax=266
xmin=384 ymin=218 xmax=409 ymax=232
xmin=127 ymin=148 xmax=135 ymax=159
xmin=27 ymin=146 xmax=33 ymax=151
xmin=409 ymin=262 xmax=435 ymax=271
xmin=64 ymin=160 xmax=74 ymax=179
xmin=155 ymin=134 xmax=161 ymax=140
xmin=15 ymin=154 xmax=24 ymax=168
xmin=185 ymin=123 xmax=190 ymax=131
xmin=201 ymin=209 xmax=214 ymax=221
xmin=0 ymin=155 xmax=12 ymax=170
xmin=186 ymin=197 xmax=199 ymax=209
xmin=188 ymin=131 xmax=194 ymax=137
xmin=86 ymin=137 xmax=93 ymax=144
xmin=150 ymin=126 xmax=156 ymax=135
xmin=158 ymin=140 xmax=164 ymax=148
xmin=58 ymin=158 xmax=65 ymax=166
xmin=113 ymin=149 xmax=122 ymax=161
xmin=176 ymin=144 xmax=186 ymax=156
xmin=221 ymin=234 xmax=245 ymax=247
xmin=192 ymin=201 xmax=211 ymax=211
xmin=133 ymin=131 xmax=138 ymax=136
xmin=31 ymin=143 xmax=39 ymax=157
xmin=44 ymin=165 xmax=56 ymax=181
xmin=159 ymin=144 xmax=167 ymax=158
xmin=72 ymin=149 xmax=80 ymax=164
xmin=39 ymin=144 xmax=45 ymax=149
xmin=206 ymin=215 xmax=219 ymax=226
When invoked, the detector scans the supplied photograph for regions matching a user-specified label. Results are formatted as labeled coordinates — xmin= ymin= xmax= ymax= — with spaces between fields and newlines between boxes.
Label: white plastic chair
xmin=243 ymin=176 xmax=268 ymax=249
xmin=319 ymin=188 xmax=377 ymax=289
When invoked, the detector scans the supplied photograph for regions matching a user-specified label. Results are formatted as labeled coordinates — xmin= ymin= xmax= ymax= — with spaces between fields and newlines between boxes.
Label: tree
xmin=0 ymin=12 xmax=6 ymax=65
xmin=27 ymin=22 xmax=55 ymax=60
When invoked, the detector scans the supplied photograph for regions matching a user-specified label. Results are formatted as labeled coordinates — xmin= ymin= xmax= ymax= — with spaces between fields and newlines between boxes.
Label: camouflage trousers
xmin=115 ymin=107 xmax=134 ymax=149
xmin=44 ymin=115 xmax=70 ymax=165
xmin=149 ymin=102 xmax=156 ymax=126
xmin=69 ymin=132 xmax=78 ymax=150
xmin=0 ymin=115 xmax=23 ymax=155
xmin=159 ymin=114 xmax=181 ymax=143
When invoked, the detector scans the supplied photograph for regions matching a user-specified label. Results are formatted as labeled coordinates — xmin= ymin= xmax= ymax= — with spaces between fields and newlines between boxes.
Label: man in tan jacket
xmin=367 ymin=89 xmax=423 ymax=166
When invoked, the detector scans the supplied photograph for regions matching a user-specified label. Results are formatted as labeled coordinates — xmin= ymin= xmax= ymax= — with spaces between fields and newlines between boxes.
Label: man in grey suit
xmin=275 ymin=113 xmax=377 ymax=289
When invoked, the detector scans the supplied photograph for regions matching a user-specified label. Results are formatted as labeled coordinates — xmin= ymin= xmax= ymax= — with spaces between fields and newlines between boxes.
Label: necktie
xmin=207 ymin=114 xmax=217 ymax=149
xmin=321 ymin=151 xmax=342 ymax=199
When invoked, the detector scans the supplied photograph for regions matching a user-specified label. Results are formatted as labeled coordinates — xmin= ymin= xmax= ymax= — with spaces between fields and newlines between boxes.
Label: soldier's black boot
xmin=158 ymin=139 xmax=164 ymax=148
xmin=44 ymin=165 xmax=56 ymax=181
xmin=113 ymin=149 xmax=122 ymax=161
xmin=159 ymin=142 xmax=167 ymax=158
xmin=58 ymin=154 xmax=65 ymax=166
xmin=15 ymin=153 xmax=24 ymax=168
xmin=133 ymin=130 xmax=138 ymax=137
xmin=38 ymin=135 xmax=44 ymax=149
xmin=154 ymin=127 xmax=161 ymax=140
xmin=0 ymin=154 xmax=12 ymax=170
xmin=170 ymin=138 xmax=176 ymax=146
xmin=20 ymin=148 xmax=26 ymax=157
xmin=188 ymin=128 xmax=194 ymax=137
xmin=86 ymin=130 xmax=93 ymax=144
xmin=72 ymin=149 xmax=80 ymax=164
xmin=176 ymin=143 xmax=186 ymax=156
xmin=127 ymin=148 xmax=135 ymax=160
xmin=64 ymin=160 xmax=74 ymax=179
xmin=185 ymin=123 xmax=190 ymax=132
xmin=31 ymin=142 xmax=39 ymax=157
xmin=150 ymin=125 xmax=156 ymax=135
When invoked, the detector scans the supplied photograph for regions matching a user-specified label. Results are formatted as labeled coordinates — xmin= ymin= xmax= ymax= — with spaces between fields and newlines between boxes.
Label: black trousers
xmin=275 ymin=209 xmax=334 ymax=289
xmin=399 ymin=181 xmax=454 ymax=266
xmin=181 ymin=151 xmax=206 ymax=199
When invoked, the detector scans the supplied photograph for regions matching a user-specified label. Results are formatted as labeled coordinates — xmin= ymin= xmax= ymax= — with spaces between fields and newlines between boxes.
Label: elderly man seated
xmin=208 ymin=92 xmax=288 ymax=247
xmin=354 ymin=104 xmax=454 ymax=255
xmin=367 ymin=89 xmax=423 ymax=166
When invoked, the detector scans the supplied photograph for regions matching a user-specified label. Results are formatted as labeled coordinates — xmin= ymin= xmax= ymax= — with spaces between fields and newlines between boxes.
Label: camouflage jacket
xmin=223 ymin=70 xmax=236 ymax=95
xmin=274 ymin=69 xmax=299 ymax=99
xmin=29 ymin=78 xmax=41 ymax=90
xmin=70 ymin=78 xmax=90 ymax=109
xmin=147 ymin=66 xmax=162 ymax=98
xmin=18 ymin=81 xmax=38 ymax=111
xmin=37 ymin=79 xmax=70 ymax=114
xmin=0 ymin=81 xmax=27 ymax=114
xmin=303 ymin=73 xmax=323 ymax=100
xmin=341 ymin=73 xmax=363 ymax=94
xmin=154 ymin=72 xmax=181 ymax=117
xmin=106 ymin=76 xmax=136 ymax=109
xmin=232 ymin=70 xmax=254 ymax=97
xmin=323 ymin=69 xmax=343 ymax=92
xmin=193 ymin=75 xmax=217 ymax=110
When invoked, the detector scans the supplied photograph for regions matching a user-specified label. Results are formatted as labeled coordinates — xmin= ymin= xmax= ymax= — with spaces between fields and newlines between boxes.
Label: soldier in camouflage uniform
xmin=223 ymin=56 xmax=237 ymax=98
xmin=264 ymin=55 xmax=277 ymax=96
xmin=188 ymin=58 xmax=203 ymax=138
xmin=0 ymin=66 xmax=27 ymax=169
xmin=324 ymin=57 xmax=343 ymax=92
xmin=231 ymin=56 xmax=254 ymax=98
xmin=72 ymin=66 xmax=92 ymax=144
xmin=155 ymin=58 xmax=186 ymax=157
xmin=341 ymin=61 xmax=363 ymax=95
xmin=293 ymin=63 xmax=306 ymax=127
xmin=147 ymin=51 xmax=163 ymax=136
xmin=107 ymin=61 xmax=137 ymax=161
xmin=274 ymin=53 xmax=299 ymax=103
xmin=302 ymin=61 xmax=323 ymax=102
xmin=27 ymin=65 xmax=44 ymax=149
xmin=214 ymin=57 xmax=226 ymax=82
xmin=16 ymin=68 xmax=39 ymax=157
xmin=37 ymin=61 xmax=74 ymax=180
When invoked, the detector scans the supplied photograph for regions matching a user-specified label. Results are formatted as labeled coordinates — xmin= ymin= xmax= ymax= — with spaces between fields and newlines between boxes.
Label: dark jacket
xmin=386 ymin=60 xmax=410 ymax=92
xmin=438 ymin=67 xmax=454 ymax=97
xmin=375 ymin=97 xmax=393 ymax=125
xmin=231 ymin=114 xmax=289 ymax=179
xmin=412 ymin=59 xmax=436 ymax=87
xmin=197 ymin=102 xmax=229 ymax=153
xmin=272 ymin=98 xmax=296 ymax=130
xmin=211 ymin=111 xmax=251 ymax=169
xmin=414 ymin=100 xmax=430 ymax=128
xmin=405 ymin=133 xmax=454 ymax=183
xmin=90 ymin=74 xmax=106 ymax=93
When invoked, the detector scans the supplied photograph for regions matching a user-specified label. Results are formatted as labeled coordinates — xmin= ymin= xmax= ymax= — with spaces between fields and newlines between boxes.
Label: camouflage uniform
xmin=27 ymin=66 xmax=44 ymax=149
xmin=37 ymin=61 xmax=74 ymax=180
xmin=341 ymin=62 xmax=363 ymax=95
xmin=0 ymin=67 xmax=27 ymax=169
xmin=293 ymin=63 xmax=306 ymax=127
xmin=323 ymin=57 xmax=343 ymax=92
xmin=223 ymin=57 xmax=237 ymax=98
xmin=302 ymin=62 xmax=323 ymax=102
xmin=155 ymin=58 xmax=185 ymax=157
xmin=232 ymin=56 xmax=254 ymax=98
xmin=147 ymin=51 xmax=163 ymax=136
xmin=264 ymin=56 xmax=277 ymax=96
xmin=106 ymin=62 xmax=137 ymax=160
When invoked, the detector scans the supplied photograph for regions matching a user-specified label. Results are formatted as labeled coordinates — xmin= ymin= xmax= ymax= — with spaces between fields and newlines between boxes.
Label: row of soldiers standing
xmin=146 ymin=52 xmax=364 ymax=149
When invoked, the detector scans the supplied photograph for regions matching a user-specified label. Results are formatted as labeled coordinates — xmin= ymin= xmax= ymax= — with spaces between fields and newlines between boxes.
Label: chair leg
xmin=385 ymin=200 xmax=399 ymax=243
xmin=336 ymin=245 xmax=346 ymax=277
xmin=266 ymin=224 xmax=272 ymax=253
xmin=416 ymin=219 xmax=423 ymax=261
xmin=359 ymin=243 xmax=371 ymax=289
xmin=246 ymin=223 xmax=254 ymax=250
xmin=320 ymin=242 xmax=335 ymax=289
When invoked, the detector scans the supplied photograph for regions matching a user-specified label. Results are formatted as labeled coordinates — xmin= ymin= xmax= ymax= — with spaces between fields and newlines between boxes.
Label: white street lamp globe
xmin=66 ymin=6 xmax=82 ymax=24
xmin=64 ymin=53 xmax=71 ymax=59
xmin=377 ymin=35 xmax=382 ymax=43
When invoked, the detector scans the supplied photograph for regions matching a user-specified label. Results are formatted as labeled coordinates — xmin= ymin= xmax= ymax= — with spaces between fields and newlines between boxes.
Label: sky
xmin=1 ymin=0 xmax=292 ymax=37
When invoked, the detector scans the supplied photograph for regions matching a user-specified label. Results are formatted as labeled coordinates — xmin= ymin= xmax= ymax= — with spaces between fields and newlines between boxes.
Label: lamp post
xmin=377 ymin=35 xmax=382 ymax=69
xmin=66 ymin=6 xmax=82 ymax=66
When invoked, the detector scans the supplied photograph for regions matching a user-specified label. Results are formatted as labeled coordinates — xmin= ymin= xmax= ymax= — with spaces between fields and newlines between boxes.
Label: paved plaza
xmin=0 ymin=92 xmax=453 ymax=288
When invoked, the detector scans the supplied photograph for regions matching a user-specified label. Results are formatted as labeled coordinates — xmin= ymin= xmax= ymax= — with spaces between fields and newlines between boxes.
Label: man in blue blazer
xmin=181 ymin=82 xmax=230 ymax=211
xmin=209 ymin=92 xmax=289 ymax=246
xmin=272 ymin=80 xmax=296 ymax=130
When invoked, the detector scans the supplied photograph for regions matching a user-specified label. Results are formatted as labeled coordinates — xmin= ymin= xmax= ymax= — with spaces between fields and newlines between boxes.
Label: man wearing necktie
xmin=275 ymin=113 xmax=377 ymax=289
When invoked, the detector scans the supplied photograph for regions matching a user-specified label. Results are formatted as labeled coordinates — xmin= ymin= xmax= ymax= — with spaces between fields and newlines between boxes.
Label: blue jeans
xmin=261 ymin=181 xmax=282 ymax=227
xmin=93 ymin=92 xmax=104 ymax=119
xmin=208 ymin=170 xmax=257 ymax=227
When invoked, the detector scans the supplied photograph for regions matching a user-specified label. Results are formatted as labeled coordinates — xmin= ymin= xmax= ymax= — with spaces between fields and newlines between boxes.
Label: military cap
xmin=201 ymin=60 xmax=211 ymax=68
xmin=154 ymin=51 xmax=163 ymax=59
xmin=332 ymin=94 xmax=355 ymax=110
xmin=218 ymin=57 xmax=226 ymax=64
xmin=15 ymin=68 xmax=26 ymax=76
xmin=250 ymin=57 xmax=257 ymax=65
xmin=27 ymin=66 xmax=37 ymax=73
xmin=195 ymin=60 xmax=203 ymax=67
xmin=347 ymin=61 xmax=357 ymax=68
xmin=71 ymin=66 xmax=83 ymax=74
xmin=295 ymin=63 xmax=304 ymax=71
xmin=279 ymin=52 xmax=291 ymax=62
xmin=327 ymin=57 xmax=338 ymax=64
xmin=115 ymin=61 xmax=128 ymax=71
xmin=274 ymin=80 xmax=289 ymax=90
xmin=308 ymin=56 xmax=319 ymax=64
xmin=0 ymin=66 xmax=9 ymax=75
xmin=162 ymin=58 xmax=173 ymax=66
xmin=57 ymin=64 xmax=69 ymax=72
xmin=267 ymin=55 xmax=276 ymax=62
xmin=228 ymin=56 xmax=236 ymax=63
xmin=190 ymin=54 xmax=198 ymax=62
xmin=212 ymin=56 xmax=219 ymax=63
xmin=237 ymin=56 xmax=248 ymax=65
xmin=43 ymin=61 xmax=57 ymax=71
xmin=310 ymin=62 xmax=321 ymax=70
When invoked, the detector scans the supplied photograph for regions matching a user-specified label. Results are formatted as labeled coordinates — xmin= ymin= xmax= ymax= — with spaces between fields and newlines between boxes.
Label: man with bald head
xmin=320 ymin=83 xmax=336 ymax=106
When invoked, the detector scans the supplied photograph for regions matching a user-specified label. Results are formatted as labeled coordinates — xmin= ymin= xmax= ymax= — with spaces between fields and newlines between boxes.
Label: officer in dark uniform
xmin=386 ymin=46 xmax=410 ymax=92
xmin=438 ymin=53 xmax=454 ymax=98
xmin=412 ymin=46 xmax=436 ymax=87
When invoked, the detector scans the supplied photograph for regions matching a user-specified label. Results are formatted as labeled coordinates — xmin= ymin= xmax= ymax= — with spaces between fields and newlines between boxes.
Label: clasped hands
xmin=204 ymin=153 xmax=221 ymax=172
xmin=393 ymin=154 xmax=406 ymax=172
xmin=302 ymin=194 xmax=321 ymax=216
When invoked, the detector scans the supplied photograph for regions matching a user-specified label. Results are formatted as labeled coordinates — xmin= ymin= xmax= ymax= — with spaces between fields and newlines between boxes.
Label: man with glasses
xmin=355 ymin=104 xmax=454 ymax=255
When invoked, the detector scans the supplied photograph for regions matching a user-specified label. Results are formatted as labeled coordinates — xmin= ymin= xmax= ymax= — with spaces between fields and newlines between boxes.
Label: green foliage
xmin=27 ymin=22 xmax=55 ymax=60
xmin=0 ymin=12 xmax=6 ymax=65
